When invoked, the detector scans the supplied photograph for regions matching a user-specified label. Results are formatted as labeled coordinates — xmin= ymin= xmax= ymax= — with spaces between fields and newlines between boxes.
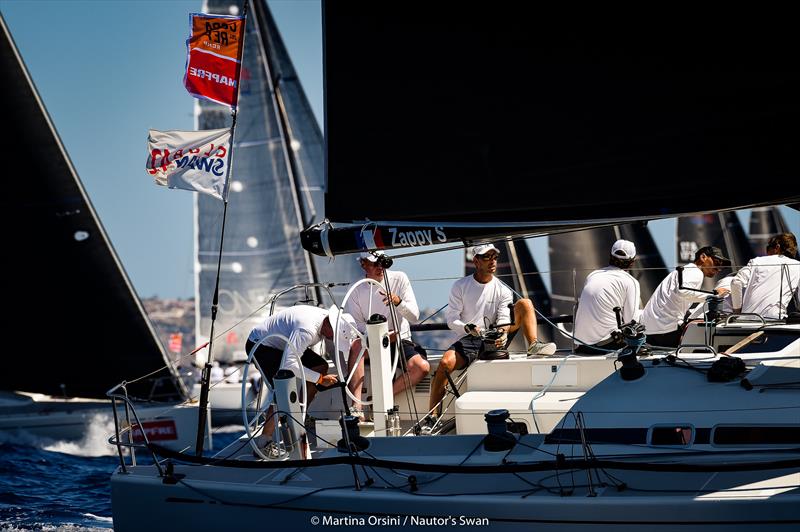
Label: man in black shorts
xmin=245 ymin=304 xmax=356 ymax=441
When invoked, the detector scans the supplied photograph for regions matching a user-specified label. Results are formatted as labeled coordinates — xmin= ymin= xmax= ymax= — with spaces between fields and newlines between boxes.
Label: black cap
xmin=695 ymin=245 xmax=731 ymax=266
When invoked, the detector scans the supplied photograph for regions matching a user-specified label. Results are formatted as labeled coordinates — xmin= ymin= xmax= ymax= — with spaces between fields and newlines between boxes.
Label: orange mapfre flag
xmin=184 ymin=13 xmax=246 ymax=107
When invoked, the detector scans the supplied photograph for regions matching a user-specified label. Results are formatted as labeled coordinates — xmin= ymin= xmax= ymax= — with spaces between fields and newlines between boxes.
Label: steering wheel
xmin=334 ymin=278 xmax=403 ymax=406
xmin=241 ymin=333 xmax=307 ymax=459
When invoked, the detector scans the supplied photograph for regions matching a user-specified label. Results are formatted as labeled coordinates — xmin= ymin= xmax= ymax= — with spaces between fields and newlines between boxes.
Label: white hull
xmin=111 ymin=435 xmax=799 ymax=531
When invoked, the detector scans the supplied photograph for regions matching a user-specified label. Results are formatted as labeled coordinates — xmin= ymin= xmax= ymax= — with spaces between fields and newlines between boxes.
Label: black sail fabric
xmin=309 ymin=3 xmax=800 ymax=256
xmin=0 ymin=18 xmax=184 ymax=401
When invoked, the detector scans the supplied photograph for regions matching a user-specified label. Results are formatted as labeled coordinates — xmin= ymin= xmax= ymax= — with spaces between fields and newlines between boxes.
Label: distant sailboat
xmin=194 ymin=0 xmax=361 ymax=366
xmin=191 ymin=0 xmax=363 ymax=423
xmin=677 ymin=211 xmax=754 ymax=291
xmin=0 ymin=15 xmax=198 ymax=449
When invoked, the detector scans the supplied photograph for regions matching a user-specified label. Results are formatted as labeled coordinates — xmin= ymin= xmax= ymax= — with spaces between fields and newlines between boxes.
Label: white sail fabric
xmin=146 ymin=128 xmax=230 ymax=200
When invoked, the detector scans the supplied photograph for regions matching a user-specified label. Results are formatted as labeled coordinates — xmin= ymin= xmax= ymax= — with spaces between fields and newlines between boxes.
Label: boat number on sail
xmin=389 ymin=227 xmax=447 ymax=248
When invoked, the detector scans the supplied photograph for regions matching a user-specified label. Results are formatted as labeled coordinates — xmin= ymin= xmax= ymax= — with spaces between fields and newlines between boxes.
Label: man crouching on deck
xmin=245 ymin=304 xmax=356 ymax=458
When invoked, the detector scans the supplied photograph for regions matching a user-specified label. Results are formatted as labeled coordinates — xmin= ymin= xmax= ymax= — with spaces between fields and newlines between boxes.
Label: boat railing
xmin=106 ymin=382 xmax=165 ymax=476
xmin=724 ymin=314 xmax=767 ymax=327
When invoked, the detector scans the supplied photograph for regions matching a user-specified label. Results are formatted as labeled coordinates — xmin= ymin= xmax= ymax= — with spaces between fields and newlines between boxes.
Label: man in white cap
xmin=427 ymin=243 xmax=556 ymax=426
xmin=573 ymin=239 xmax=642 ymax=354
xmin=641 ymin=245 xmax=729 ymax=347
xmin=245 ymin=304 xmax=356 ymax=454
xmin=345 ymin=251 xmax=430 ymax=416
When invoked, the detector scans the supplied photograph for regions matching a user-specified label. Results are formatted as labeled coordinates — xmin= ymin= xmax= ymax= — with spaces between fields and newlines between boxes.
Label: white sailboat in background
xmin=0 ymin=15 xmax=201 ymax=452
xmin=109 ymin=2 xmax=799 ymax=529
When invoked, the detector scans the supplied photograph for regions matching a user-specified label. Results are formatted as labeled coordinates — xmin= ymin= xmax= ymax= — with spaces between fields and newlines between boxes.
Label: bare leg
xmin=393 ymin=354 xmax=430 ymax=395
xmin=347 ymin=339 xmax=365 ymax=409
xmin=428 ymin=349 xmax=460 ymax=416
xmin=507 ymin=298 xmax=538 ymax=345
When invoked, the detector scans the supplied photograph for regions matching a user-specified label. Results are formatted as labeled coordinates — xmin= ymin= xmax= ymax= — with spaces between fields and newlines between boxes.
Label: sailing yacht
xmin=109 ymin=2 xmax=799 ymax=529
xmin=0 ymin=16 xmax=200 ymax=451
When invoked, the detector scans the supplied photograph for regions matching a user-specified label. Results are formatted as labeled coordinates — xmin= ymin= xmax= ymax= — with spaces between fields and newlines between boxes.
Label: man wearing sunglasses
xmin=426 ymin=244 xmax=555 ymax=426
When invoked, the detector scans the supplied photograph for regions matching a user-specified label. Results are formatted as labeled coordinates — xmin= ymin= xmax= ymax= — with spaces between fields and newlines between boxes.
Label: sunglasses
xmin=478 ymin=254 xmax=499 ymax=261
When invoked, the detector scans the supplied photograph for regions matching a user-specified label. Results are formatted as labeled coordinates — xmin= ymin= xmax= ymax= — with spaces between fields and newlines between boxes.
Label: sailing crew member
xmin=573 ymin=239 xmax=642 ymax=354
xmin=426 ymin=244 xmax=556 ymax=428
xmin=730 ymin=232 xmax=799 ymax=319
xmin=245 ymin=305 xmax=356 ymax=455
xmin=344 ymin=251 xmax=430 ymax=418
xmin=640 ymin=245 xmax=729 ymax=347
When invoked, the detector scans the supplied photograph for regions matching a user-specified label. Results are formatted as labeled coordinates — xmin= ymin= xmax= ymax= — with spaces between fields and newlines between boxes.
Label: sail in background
xmin=549 ymin=224 xmax=668 ymax=347
xmin=749 ymin=207 xmax=791 ymax=256
xmin=464 ymin=240 xmax=553 ymax=342
xmin=0 ymin=17 xmax=185 ymax=401
xmin=677 ymin=212 xmax=754 ymax=291
xmin=194 ymin=0 xmax=361 ymax=362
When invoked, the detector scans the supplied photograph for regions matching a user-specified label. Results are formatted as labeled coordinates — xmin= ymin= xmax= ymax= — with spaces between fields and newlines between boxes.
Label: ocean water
xmin=0 ymin=424 xmax=241 ymax=531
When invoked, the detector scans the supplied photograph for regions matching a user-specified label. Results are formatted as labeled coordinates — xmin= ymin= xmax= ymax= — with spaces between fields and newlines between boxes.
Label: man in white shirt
xmin=427 ymin=244 xmax=556 ymax=421
xmin=640 ymin=245 xmax=729 ymax=347
xmin=574 ymin=239 xmax=642 ymax=354
xmin=345 ymin=251 xmax=430 ymax=413
xmin=246 ymin=305 xmax=355 ymax=444
xmin=731 ymin=232 xmax=799 ymax=319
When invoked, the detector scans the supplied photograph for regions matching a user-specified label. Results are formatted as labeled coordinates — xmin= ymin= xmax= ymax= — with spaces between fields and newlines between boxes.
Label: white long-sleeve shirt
xmin=732 ymin=255 xmax=800 ymax=319
xmin=345 ymin=270 xmax=419 ymax=339
xmin=247 ymin=306 xmax=327 ymax=383
xmin=445 ymin=275 xmax=512 ymax=344
xmin=641 ymin=263 xmax=708 ymax=335
xmin=574 ymin=266 xmax=642 ymax=345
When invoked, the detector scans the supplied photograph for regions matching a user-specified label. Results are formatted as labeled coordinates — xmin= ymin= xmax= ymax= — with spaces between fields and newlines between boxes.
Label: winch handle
xmin=613 ymin=306 xmax=623 ymax=329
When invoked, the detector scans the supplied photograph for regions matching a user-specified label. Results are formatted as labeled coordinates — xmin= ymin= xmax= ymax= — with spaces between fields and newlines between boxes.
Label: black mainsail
xmin=0 ymin=16 xmax=185 ymax=402
xmin=303 ymin=4 xmax=799 ymax=257
xmin=195 ymin=0 xmax=361 ymax=361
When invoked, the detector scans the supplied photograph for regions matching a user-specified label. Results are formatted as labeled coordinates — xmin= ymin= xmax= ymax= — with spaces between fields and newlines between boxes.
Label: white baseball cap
xmin=357 ymin=250 xmax=385 ymax=262
xmin=471 ymin=243 xmax=500 ymax=257
xmin=327 ymin=304 xmax=358 ymax=353
xmin=611 ymin=239 xmax=636 ymax=260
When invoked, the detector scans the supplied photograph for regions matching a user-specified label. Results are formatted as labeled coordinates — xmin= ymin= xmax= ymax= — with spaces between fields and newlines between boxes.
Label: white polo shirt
xmin=574 ymin=266 xmax=642 ymax=345
xmin=445 ymin=275 xmax=512 ymax=344
xmin=641 ymin=263 xmax=707 ymax=335
xmin=732 ymin=254 xmax=800 ymax=319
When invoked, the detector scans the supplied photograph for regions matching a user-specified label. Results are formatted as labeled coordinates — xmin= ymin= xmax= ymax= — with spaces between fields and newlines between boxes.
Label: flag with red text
xmin=146 ymin=128 xmax=230 ymax=200
xmin=184 ymin=13 xmax=246 ymax=107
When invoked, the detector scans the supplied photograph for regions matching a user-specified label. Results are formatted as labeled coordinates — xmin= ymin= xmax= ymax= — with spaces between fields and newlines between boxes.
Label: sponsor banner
xmin=132 ymin=419 xmax=178 ymax=442
xmin=184 ymin=13 xmax=245 ymax=107
xmin=146 ymin=128 xmax=230 ymax=200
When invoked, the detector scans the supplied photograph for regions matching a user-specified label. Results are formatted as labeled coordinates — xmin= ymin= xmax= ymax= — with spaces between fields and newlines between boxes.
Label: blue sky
xmin=3 ymin=1 xmax=797 ymax=310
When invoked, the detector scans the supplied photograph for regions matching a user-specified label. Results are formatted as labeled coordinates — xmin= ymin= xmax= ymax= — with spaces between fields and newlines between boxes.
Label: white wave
xmin=43 ymin=414 xmax=117 ymax=457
